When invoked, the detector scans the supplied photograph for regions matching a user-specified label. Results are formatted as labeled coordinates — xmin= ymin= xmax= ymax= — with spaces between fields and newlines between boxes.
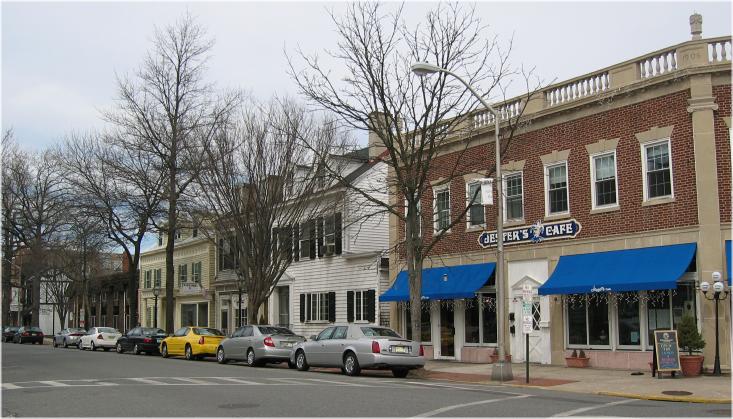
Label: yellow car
xmin=160 ymin=327 xmax=226 ymax=360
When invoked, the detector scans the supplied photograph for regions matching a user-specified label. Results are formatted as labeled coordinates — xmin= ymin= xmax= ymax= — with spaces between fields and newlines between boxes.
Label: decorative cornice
xmin=635 ymin=125 xmax=675 ymax=145
xmin=687 ymin=96 xmax=719 ymax=113
xmin=501 ymin=160 xmax=526 ymax=172
xmin=585 ymin=138 xmax=620 ymax=155
xmin=540 ymin=150 xmax=571 ymax=165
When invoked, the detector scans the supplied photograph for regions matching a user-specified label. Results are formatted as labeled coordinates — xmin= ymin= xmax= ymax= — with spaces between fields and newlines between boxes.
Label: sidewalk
xmin=422 ymin=360 xmax=732 ymax=403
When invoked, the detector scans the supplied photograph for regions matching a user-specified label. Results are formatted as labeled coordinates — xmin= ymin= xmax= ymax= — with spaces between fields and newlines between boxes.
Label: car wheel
xmin=78 ymin=341 xmax=84 ymax=350
xmin=217 ymin=347 xmax=228 ymax=364
xmin=116 ymin=343 xmax=124 ymax=354
xmin=392 ymin=368 xmax=409 ymax=378
xmin=63 ymin=339 xmax=68 ymax=349
xmin=52 ymin=339 xmax=57 ymax=348
xmin=287 ymin=360 xmax=297 ymax=369
xmin=343 ymin=352 xmax=361 ymax=376
xmin=161 ymin=343 xmax=169 ymax=358
xmin=246 ymin=348 xmax=258 ymax=367
xmin=295 ymin=350 xmax=309 ymax=372
xmin=133 ymin=344 xmax=140 ymax=355
xmin=91 ymin=341 xmax=97 ymax=351
xmin=184 ymin=344 xmax=193 ymax=361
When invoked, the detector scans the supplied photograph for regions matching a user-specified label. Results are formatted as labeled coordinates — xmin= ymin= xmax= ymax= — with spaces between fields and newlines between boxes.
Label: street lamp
xmin=700 ymin=271 xmax=728 ymax=376
xmin=152 ymin=285 xmax=161 ymax=329
xmin=411 ymin=62 xmax=513 ymax=381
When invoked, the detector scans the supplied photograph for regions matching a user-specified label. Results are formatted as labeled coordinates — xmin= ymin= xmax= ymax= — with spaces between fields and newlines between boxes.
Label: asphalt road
xmin=1 ymin=342 xmax=729 ymax=417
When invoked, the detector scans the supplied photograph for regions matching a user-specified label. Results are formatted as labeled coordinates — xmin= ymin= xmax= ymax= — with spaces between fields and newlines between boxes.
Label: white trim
xmin=640 ymin=138 xmax=675 ymax=202
xmin=503 ymin=171 xmax=525 ymax=223
xmin=544 ymin=161 xmax=570 ymax=217
xmin=465 ymin=180 xmax=486 ymax=229
xmin=432 ymin=183 xmax=451 ymax=234
xmin=589 ymin=150 xmax=620 ymax=210
xmin=563 ymin=295 xmax=612 ymax=350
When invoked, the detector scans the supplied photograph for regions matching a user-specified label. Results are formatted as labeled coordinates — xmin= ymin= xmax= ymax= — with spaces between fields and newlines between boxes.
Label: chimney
xmin=690 ymin=13 xmax=702 ymax=40
xmin=367 ymin=111 xmax=389 ymax=159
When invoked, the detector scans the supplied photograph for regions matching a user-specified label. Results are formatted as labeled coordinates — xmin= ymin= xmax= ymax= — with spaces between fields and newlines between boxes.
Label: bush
xmin=676 ymin=314 xmax=705 ymax=356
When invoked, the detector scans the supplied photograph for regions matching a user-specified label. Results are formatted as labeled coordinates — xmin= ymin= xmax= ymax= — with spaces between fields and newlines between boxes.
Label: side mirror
xmin=309 ymin=335 xmax=317 ymax=341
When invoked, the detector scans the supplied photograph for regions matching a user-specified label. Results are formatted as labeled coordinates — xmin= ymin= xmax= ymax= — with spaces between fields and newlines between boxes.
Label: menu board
xmin=653 ymin=330 xmax=681 ymax=372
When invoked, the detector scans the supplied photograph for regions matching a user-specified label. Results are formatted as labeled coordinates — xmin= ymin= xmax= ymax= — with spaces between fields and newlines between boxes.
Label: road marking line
xmin=413 ymin=394 xmax=531 ymax=417
xmin=1 ymin=383 xmax=22 ymax=390
xmin=552 ymin=399 xmax=636 ymax=417
xmin=302 ymin=378 xmax=371 ymax=387
xmin=126 ymin=378 xmax=169 ymax=385
xmin=268 ymin=378 xmax=314 ymax=385
xmin=37 ymin=381 xmax=69 ymax=387
xmin=168 ymin=377 xmax=214 ymax=385
xmin=405 ymin=381 xmax=526 ymax=395
xmin=212 ymin=377 xmax=259 ymax=385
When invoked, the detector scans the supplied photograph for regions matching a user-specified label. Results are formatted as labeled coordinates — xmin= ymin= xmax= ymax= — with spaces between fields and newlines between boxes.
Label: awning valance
xmin=539 ymin=243 xmax=696 ymax=295
xmin=381 ymin=262 xmax=495 ymax=302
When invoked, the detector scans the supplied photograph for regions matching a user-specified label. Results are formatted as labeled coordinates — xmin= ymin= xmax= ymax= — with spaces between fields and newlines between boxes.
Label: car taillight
xmin=198 ymin=336 xmax=204 ymax=345
xmin=264 ymin=336 xmax=274 ymax=347
xmin=97 ymin=334 xmax=103 ymax=339
xmin=419 ymin=345 xmax=424 ymax=356
xmin=371 ymin=341 xmax=380 ymax=354
xmin=143 ymin=338 xmax=153 ymax=343
xmin=22 ymin=332 xmax=29 ymax=336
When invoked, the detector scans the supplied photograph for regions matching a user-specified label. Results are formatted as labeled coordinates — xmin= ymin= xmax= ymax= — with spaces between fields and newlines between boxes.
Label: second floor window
xmin=504 ymin=173 xmax=524 ymax=221
xmin=144 ymin=270 xmax=151 ymax=289
xmin=592 ymin=152 xmax=618 ymax=208
xmin=191 ymin=262 xmax=202 ymax=283
xmin=643 ymin=140 xmax=673 ymax=200
xmin=219 ymin=236 xmax=238 ymax=271
xmin=466 ymin=182 xmax=484 ymax=227
xmin=153 ymin=269 xmax=161 ymax=288
xmin=299 ymin=220 xmax=316 ymax=260
xmin=433 ymin=185 xmax=450 ymax=232
xmin=178 ymin=264 xmax=188 ymax=284
xmin=546 ymin=162 xmax=569 ymax=215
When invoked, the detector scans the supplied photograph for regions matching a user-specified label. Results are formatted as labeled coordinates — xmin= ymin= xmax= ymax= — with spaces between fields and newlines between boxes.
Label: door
xmin=309 ymin=327 xmax=334 ymax=365
xmin=278 ymin=288 xmax=290 ymax=327
xmin=324 ymin=326 xmax=348 ymax=365
xmin=238 ymin=326 xmax=253 ymax=359
xmin=512 ymin=297 xmax=546 ymax=363
xmin=439 ymin=304 xmax=455 ymax=358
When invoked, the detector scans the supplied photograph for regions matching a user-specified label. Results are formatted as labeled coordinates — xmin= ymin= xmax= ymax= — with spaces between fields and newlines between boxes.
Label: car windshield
xmin=142 ymin=328 xmax=165 ymax=336
xmin=98 ymin=328 xmax=117 ymax=334
xmin=258 ymin=327 xmax=294 ymax=336
xmin=5 ymin=326 xmax=18 ymax=332
xmin=69 ymin=328 xmax=86 ymax=333
xmin=360 ymin=327 xmax=401 ymax=338
xmin=28 ymin=327 xmax=43 ymax=332
xmin=193 ymin=328 xmax=223 ymax=336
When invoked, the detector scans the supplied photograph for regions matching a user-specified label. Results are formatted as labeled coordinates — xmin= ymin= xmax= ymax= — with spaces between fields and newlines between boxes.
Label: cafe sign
xmin=478 ymin=219 xmax=581 ymax=248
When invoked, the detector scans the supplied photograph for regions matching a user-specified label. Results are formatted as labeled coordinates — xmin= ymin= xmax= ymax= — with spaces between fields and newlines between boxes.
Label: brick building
xmin=384 ymin=16 xmax=731 ymax=370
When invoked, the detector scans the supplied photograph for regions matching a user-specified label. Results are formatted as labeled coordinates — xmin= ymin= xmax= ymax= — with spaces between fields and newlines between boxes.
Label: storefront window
xmin=588 ymin=298 xmax=609 ymax=345
xmin=567 ymin=298 xmax=587 ymax=345
xmin=566 ymin=295 xmax=609 ymax=347
xmin=481 ymin=297 xmax=497 ymax=344
xmin=405 ymin=303 xmax=431 ymax=342
xmin=465 ymin=298 xmax=479 ymax=343
xmin=647 ymin=291 xmax=671 ymax=345
xmin=617 ymin=294 xmax=640 ymax=346
xmin=646 ymin=283 xmax=697 ymax=348
xmin=463 ymin=294 xmax=496 ymax=345
xmin=672 ymin=282 xmax=696 ymax=326
xmin=181 ymin=304 xmax=196 ymax=326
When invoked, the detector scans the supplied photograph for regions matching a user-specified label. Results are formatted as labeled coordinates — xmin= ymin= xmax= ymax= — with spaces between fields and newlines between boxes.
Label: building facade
xmin=385 ymin=17 xmax=731 ymax=370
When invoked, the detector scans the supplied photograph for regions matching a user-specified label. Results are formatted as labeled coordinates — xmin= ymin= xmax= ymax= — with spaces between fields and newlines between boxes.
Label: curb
xmin=597 ymin=391 xmax=732 ymax=404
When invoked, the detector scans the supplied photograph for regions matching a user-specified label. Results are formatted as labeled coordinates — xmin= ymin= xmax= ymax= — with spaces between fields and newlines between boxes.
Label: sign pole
xmin=525 ymin=333 xmax=529 ymax=383
xmin=522 ymin=284 xmax=533 ymax=384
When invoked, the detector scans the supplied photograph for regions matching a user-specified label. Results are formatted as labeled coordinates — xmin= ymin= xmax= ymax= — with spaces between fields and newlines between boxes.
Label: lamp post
xmin=699 ymin=271 xmax=728 ymax=376
xmin=410 ymin=62 xmax=513 ymax=381
xmin=152 ymin=285 xmax=160 ymax=329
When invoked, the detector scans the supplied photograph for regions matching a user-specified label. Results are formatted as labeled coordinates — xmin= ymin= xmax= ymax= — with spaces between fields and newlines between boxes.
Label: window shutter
xmin=306 ymin=294 xmax=311 ymax=321
xmin=335 ymin=212 xmax=342 ymax=255
xmin=308 ymin=220 xmax=316 ymax=260
xmin=365 ymin=289 xmax=376 ymax=323
xmin=294 ymin=224 xmax=300 ymax=261
xmin=347 ymin=291 xmax=354 ymax=323
xmin=328 ymin=292 xmax=336 ymax=323
xmin=317 ymin=217 xmax=324 ymax=258
xmin=299 ymin=294 xmax=306 ymax=323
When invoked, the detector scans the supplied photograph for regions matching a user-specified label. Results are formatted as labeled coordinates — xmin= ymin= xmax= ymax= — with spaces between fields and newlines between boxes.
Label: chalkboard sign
xmin=653 ymin=330 xmax=681 ymax=372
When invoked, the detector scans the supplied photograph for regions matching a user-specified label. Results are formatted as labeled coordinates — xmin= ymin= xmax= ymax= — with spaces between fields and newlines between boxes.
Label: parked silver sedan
xmin=52 ymin=328 xmax=87 ymax=348
xmin=216 ymin=325 xmax=305 ymax=367
xmin=290 ymin=324 xmax=425 ymax=378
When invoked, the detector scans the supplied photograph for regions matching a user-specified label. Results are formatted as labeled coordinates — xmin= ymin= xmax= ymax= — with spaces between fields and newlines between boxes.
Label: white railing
xmin=472 ymin=98 xmax=524 ymax=128
xmin=638 ymin=48 xmax=678 ymax=79
xmin=708 ymin=39 xmax=732 ymax=63
xmin=546 ymin=71 xmax=610 ymax=107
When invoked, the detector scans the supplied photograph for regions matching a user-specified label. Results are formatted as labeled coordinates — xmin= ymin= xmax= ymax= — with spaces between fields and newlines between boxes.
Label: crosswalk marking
xmin=2 ymin=383 xmax=22 ymax=390
xmin=211 ymin=377 xmax=259 ymax=385
xmin=126 ymin=378 xmax=169 ymax=385
xmin=37 ymin=381 xmax=69 ymax=387
xmin=302 ymin=378 xmax=371 ymax=387
xmin=169 ymin=377 xmax=214 ymax=385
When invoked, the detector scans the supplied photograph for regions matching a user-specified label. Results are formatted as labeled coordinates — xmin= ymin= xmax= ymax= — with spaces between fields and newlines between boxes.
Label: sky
xmin=2 ymin=1 xmax=731 ymax=152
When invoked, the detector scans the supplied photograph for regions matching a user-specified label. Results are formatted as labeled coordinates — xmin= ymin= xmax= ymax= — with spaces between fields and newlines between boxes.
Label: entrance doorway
xmin=439 ymin=303 xmax=455 ymax=358
xmin=277 ymin=287 xmax=290 ymax=328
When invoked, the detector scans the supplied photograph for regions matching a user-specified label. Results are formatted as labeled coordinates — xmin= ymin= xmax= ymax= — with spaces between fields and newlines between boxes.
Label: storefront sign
xmin=653 ymin=330 xmax=681 ymax=372
xmin=478 ymin=219 xmax=581 ymax=248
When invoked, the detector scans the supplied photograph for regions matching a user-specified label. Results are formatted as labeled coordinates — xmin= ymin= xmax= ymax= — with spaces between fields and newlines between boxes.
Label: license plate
xmin=392 ymin=346 xmax=409 ymax=354
xmin=283 ymin=342 xmax=293 ymax=348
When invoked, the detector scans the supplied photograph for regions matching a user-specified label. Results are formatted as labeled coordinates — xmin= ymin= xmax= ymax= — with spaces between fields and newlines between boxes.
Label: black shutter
xmin=299 ymin=294 xmax=306 ymax=323
xmin=309 ymin=220 xmax=316 ymax=260
xmin=328 ymin=292 xmax=336 ymax=323
xmin=335 ymin=212 xmax=342 ymax=255
xmin=365 ymin=289 xmax=376 ymax=323
xmin=294 ymin=224 xmax=300 ymax=261
xmin=306 ymin=294 xmax=312 ymax=321
xmin=317 ymin=217 xmax=324 ymax=258
xmin=346 ymin=291 xmax=354 ymax=323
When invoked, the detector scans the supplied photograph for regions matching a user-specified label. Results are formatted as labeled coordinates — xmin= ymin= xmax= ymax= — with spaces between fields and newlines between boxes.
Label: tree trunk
xmin=127 ymin=259 xmax=138 ymax=329
xmin=248 ymin=292 xmax=262 ymax=327
xmin=164 ymin=167 xmax=177 ymax=334
xmin=405 ymin=201 xmax=423 ymax=344
xmin=237 ymin=289 xmax=243 ymax=327
xmin=1 ymin=229 xmax=12 ymax=326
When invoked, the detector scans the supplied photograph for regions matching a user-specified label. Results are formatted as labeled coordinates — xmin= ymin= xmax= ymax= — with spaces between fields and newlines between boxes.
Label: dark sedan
xmin=116 ymin=327 xmax=166 ymax=355
xmin=3 ymin=326 xmax=20 ymax=342
xmin=52 ymin=328 xmax=87 ymax=348
xmin=13 ymin=327 xmax=44 ymax=344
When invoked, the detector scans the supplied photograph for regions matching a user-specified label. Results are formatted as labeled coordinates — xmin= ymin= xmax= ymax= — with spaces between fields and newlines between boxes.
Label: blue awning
xmin=381 ymin=262 xmax=495 ymax=302
xmin=726 ymin=240 xmax=731 ymax=285
xmin=539 ymin=243 xmax=697 ymax=295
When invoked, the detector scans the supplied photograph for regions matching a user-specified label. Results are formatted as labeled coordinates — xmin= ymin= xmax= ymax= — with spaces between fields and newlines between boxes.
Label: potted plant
xmin=489 ymin=347 xmax=512 ymax=363
xmin=565 ymin=348 xmax=590 ymax=368
xmin=676 ymin=314 xmax=705 ymax=377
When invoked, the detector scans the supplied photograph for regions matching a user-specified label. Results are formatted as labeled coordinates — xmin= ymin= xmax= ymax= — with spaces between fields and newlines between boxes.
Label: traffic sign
xmin=522 ymin=284 xmax=533 ymax=302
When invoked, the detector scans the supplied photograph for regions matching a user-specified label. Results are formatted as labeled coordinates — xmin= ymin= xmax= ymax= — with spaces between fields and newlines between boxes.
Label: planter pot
xmin=565 ymin=356 xmax=590 ymax=368
xmin=490 ymin=354 xmax=512 ymax=363
xmin=679 ymin=355 xmax=704 ymax=377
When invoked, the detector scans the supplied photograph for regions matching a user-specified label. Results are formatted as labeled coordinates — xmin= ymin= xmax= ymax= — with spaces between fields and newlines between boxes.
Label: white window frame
xmin=323 ymin=215 xmax=336 ymax=256
xmin=178 ymin=264 xmax=188 ymax=284
xmin=191 ymin=262 xmax=202 ymax=283
xmin=299 ymin=222 xmax=312 ymax=260
xmin=465 ymin=181 xmax=486 ymax=228
xmin=144 ymin=270 xmax=152 ymax=289
xmin=404 ymin=199 xmax=422 ymax=238
xmin=153 ymin=269 xmax=161 ymax=288
xmin=564 ymin=295 xmax=612 ymax=350
xmin=641 ymin=138 xmax=674 ymax=202
xmin=433 ymin=183 xmax=451 ymax=233
xmin=590 ymin=151 xmax=619 ymax=210
xmin=544 ymin=161 xmax=570 ymax=217
xmin=353 ymin=290 xmax=367 ymax=322
xmin=503 ymin=171 xmax=524 ymax=222
xmin=463 ymin=292 xmax=498 ymax=346
xmin=613 ymin=293 xmax=643 ymax=350
xmin=306 ymin=292 xmax=329 ymax=322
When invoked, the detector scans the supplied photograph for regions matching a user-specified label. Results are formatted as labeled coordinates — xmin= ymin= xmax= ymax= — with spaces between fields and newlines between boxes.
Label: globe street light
xmin=152 ymin=285 xmax=161 ymax=329
xmin=411 ymin=62 xmax=512 ymax=381
xmin=700 ymin=271 xmax=728 ymax=376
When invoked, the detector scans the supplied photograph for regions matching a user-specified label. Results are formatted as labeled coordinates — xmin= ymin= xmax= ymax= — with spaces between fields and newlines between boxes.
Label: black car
xmin=13 ymin=326 xmax=44 ymax=344
xmin=116 ymin=327 xmax=166 ymax=355
xmin=3 ymin=326 xmax=20 ymax=342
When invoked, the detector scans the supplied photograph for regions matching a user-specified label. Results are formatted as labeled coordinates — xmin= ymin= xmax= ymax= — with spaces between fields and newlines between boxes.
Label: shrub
xmin=676 ymin=314 xmax=705 ymax=356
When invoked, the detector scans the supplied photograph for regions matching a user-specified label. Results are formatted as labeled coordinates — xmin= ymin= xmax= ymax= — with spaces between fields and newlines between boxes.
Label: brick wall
xmin=714 ymin=85 xmax=731 ymax=224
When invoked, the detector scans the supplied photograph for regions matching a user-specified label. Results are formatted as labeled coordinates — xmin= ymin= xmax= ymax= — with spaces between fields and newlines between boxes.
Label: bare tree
xmin=104 ymin=15 xmax=241 ymax=332
xmin=1 ymin=129 xmax=21 ymax=325
xmin=289 ymin=3 xmax=541 ymax=343
xmin=192 ymin=99 xmax=342 ymax=326
xmin=43 ymin=250 xmax=74 ymax=333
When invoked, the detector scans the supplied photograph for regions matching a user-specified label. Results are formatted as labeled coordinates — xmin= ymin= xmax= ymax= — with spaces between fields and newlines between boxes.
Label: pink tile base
xmin=564 ymin=349 xmax=652 ymax=370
